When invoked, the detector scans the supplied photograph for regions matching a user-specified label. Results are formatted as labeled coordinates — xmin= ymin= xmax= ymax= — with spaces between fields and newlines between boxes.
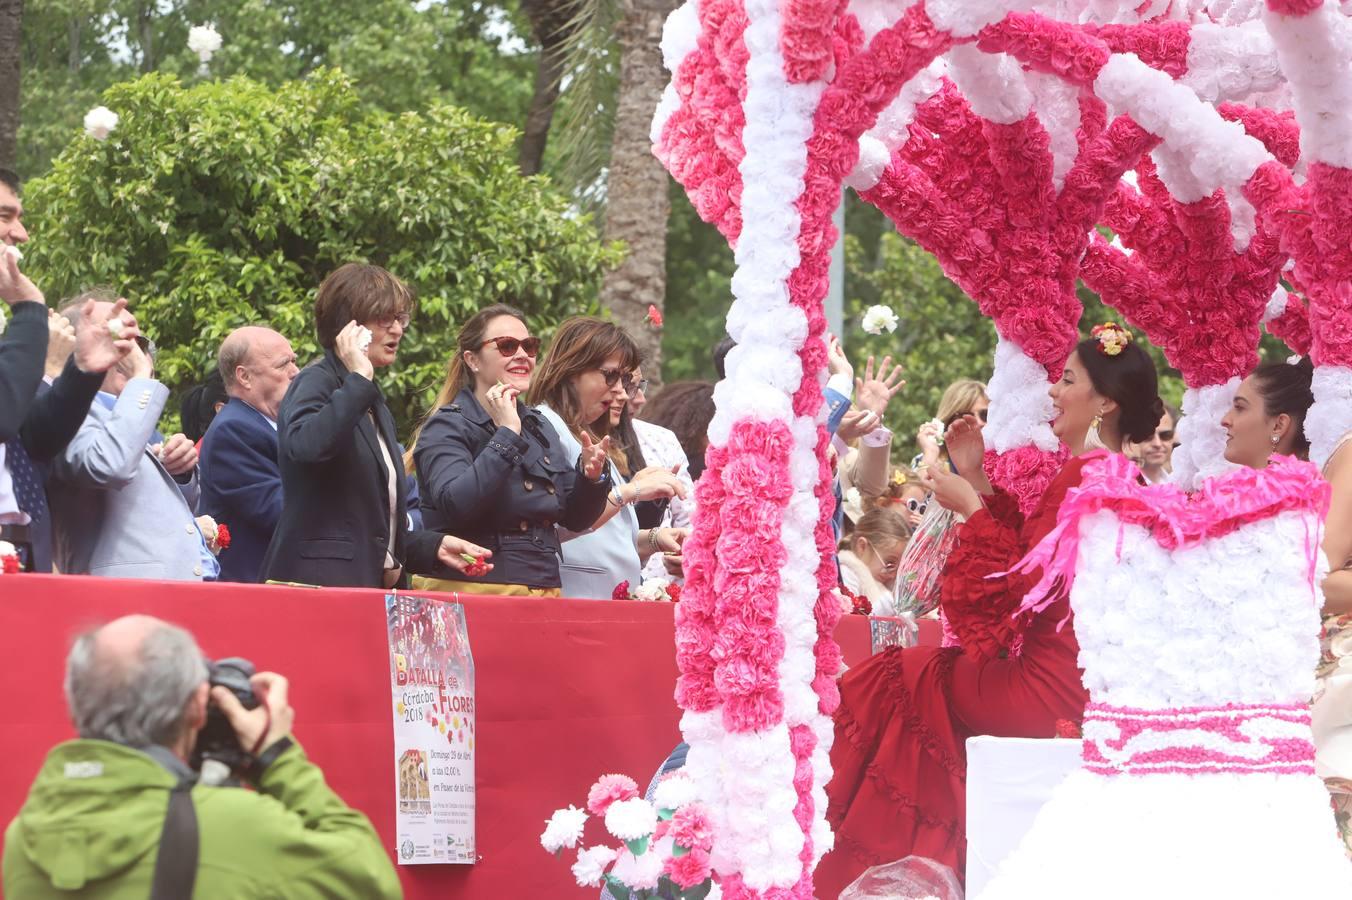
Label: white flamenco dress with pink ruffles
xmin=979 ymin=455 xmax=1352 ymax=899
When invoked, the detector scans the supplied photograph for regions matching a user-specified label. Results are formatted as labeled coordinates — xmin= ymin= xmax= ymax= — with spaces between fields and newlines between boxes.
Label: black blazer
xmin=262 ymin=350 xmax=442 ymax=588
xmin=414 ymin=387 xmax=609 ymax=588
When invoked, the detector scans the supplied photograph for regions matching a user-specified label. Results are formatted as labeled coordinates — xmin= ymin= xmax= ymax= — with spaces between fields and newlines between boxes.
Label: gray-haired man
xmin=3 ymin=615 xmax=401 ymax=899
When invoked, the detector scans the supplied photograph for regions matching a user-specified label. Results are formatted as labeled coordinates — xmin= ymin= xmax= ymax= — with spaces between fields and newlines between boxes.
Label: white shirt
xmin=634 ymin=419 xmax=693 ymax=581
xmin=0 ymin=445 xmax=27 ymax=525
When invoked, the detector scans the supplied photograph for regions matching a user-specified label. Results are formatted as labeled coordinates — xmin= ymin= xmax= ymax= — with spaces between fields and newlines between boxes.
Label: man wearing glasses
xmin=1133 ymin=405 xmax=1178 ymax=485
xmin=46 ymin=297 xmax=218 ymax=580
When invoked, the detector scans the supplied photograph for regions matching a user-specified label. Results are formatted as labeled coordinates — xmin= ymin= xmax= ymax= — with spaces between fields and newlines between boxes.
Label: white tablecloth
xmin=965 ymin=736 xmax=1083 ymax=897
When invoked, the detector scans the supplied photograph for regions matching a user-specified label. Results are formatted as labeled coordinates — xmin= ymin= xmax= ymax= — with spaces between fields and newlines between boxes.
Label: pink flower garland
xmin=1087 ymin=21 xmax=1191 ymax=79
xmin=779 ymin=0 xmax=847 ymax=84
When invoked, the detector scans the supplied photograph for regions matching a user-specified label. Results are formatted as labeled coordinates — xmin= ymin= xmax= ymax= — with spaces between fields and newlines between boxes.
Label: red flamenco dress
xmin=816 ymin=452 xmax=1101 ymax=896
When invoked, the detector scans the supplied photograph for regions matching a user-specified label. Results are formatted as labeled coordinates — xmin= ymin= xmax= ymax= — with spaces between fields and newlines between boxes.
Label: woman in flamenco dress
xmin=817 ymin=328 xmax=1164 ymax=896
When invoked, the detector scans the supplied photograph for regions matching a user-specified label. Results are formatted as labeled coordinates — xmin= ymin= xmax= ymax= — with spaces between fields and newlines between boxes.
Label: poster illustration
xmin=385 ymin=594 xmax=476 ymax=865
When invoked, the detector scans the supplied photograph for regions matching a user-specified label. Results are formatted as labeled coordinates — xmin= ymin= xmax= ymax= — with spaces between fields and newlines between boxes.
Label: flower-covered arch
xmin=651 ymin=1 xmax=1352 ymax=895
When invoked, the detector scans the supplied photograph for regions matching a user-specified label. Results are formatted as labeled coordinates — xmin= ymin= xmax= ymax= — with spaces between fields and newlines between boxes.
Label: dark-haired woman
xmin=1222 ymin=358 xmax=1352 ymax=854
xmin=817 ymin=327 xmax=1164 ymax=894
xmin=262 ymin=263 xmax=492 ymax=589
xmin=406 ymin=304 xmax=613 ymax=596
xmin=528 ymin=317 xmax=688 ymax=599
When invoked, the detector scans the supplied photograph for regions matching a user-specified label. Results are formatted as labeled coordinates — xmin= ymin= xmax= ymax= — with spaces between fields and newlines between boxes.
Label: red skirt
xmin=817 ymin=606 xmax=1087 ymax=897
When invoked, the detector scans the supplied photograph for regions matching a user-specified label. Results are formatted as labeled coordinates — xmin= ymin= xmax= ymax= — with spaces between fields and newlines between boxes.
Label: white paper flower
xmin=540 ymin=804 xmax=588 ymax=853
xmin=610 ymin=847 xmax=665 ymax=890
xmin=106 ymin=317 xmax=127 ymax=338
xmin=861 ymin=304 xmax=899 ymax=335
xmin=356 ymin=326 xmax=373 ymax=353
xmin=571 ymin=844 xmax=617 ymax=887
xmin=604 ymin=797 xmax=658 ymax=841
xmin=187 ymin=24 xmax=223 ymax=63
xmin=4 ymin=244 xmax=21 ymax=263
xmin=634 ymin=578 xmax=671 ymax=602
xmin=0 ymin=540 xmax=16 ymax=557
xmin=83 ymin=106 xmax=119 ymax=141
xmin=652 ymin=773 xmax=698 ymax=811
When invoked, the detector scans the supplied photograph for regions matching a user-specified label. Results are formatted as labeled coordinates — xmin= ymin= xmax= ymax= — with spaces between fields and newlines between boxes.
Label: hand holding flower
xmin=837 ymin=407 xmax=880 ymax=443
xmin=0 ymin=250 xmax=42 ymax=306
xmin=919 ymin=463 xmax=982 ymax=519
xmin=335 ymin=320 xmax=374 ymax=380
xmin=437 ymin=536 xmax=493 ymax=574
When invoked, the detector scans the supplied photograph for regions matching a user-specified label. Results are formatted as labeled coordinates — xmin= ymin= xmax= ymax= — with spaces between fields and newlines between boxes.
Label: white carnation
xmin=4 ymin=244 xmax=22 ymax=262
xmin=844 ymin=487 xmax=862 ymax=508
xmin=604 ymin=797 xmax=658 ymax=841
xmin=83 ymin=106 xmax=119 ymax=141
xmin=610 ymin=846 xmax=664 ymax=890
xmin=633 ymin=578 xmax=671 ymax=602
xmin=540 ymin=804 xmax=588 ymax=853
xmin=652 ymin=773 xmax=698 ymax=811
xmin=861 ymin=304 xmax=899 ymax=335
xmin=571 ymin=844 xmax=617 ymax=887
xmin=356 ymin=326 xmax=373 ymax=352
xmin=106 ymin=317 xmax=126 ymax=338
xmin=187 ymin=24 xmax=223 ymax=61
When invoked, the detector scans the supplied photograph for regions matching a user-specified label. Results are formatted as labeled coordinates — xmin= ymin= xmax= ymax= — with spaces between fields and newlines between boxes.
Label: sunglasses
xmin=134 ymin=334 xmax=157 ymax=361
xmin=598 ymin=367 xmax=636 ymax=392
xmin=1157 ymin=429 xmax=1175 ymax=442
xmin=905 ymin=497 xmax=928 ymax=515
xmin=481 ymin=336 xmax=541 ymax=358
xmin=977 ymin=408 xmax=989 ymax=422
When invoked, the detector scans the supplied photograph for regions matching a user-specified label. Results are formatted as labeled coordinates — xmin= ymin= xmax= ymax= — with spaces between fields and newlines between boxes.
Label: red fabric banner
xmin=0 ymin=575 xmax=936 ymax=897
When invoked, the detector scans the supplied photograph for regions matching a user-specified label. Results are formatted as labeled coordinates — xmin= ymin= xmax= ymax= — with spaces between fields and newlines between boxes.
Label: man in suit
xmin=47 ymin=305 xmax=216 ymax=580
xmin=198 ymin=326 xmax=298 ymax=582
xmin=1 ymin=170 xmax=140 ymax=570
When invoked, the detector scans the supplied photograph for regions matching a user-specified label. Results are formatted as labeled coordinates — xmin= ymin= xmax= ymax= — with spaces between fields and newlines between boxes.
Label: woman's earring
xmin=1271 ymin=434 xmax=1280 ymax=447
xmin=1086 ymin=413 xmax=1106 ymax=451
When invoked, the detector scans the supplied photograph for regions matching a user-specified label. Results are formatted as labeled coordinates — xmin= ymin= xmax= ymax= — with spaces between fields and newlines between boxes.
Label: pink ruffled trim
xmin=1009 ymin=453 xmax=1331 ymax=617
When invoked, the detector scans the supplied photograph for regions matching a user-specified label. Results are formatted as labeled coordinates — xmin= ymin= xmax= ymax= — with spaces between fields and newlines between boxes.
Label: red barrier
xmin=0 ymin=575 xmax=936 ymax=897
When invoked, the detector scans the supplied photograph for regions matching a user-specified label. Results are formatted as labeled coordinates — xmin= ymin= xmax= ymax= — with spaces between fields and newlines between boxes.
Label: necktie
xmin=5 ymin=439 xmax=47 ymax=524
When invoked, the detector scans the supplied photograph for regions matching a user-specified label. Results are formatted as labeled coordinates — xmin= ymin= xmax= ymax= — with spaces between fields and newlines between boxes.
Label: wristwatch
xmin=244 ymin=736 xmax=295 ymax=783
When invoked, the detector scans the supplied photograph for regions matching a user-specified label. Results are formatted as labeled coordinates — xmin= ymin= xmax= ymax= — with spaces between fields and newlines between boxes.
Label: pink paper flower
xmin=664 ymin=846 xmax=714 ymax=890
xmin=586 ymin=774 xmax=639 ymax=816
xmin=668 ymin=803 xmax=715 ymax=852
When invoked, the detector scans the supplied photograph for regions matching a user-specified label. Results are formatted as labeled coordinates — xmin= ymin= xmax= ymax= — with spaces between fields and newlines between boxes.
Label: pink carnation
xmin=668 ymin=803 xmax=715 ymax=852
xmin=586 ymin=774 xmax=639 ymax=816
xmin=664 ymin=846 xmax=714 ymax=890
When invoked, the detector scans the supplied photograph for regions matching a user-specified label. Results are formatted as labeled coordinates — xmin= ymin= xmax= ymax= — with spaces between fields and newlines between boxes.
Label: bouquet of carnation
xmin=613 ymin=578 xmax=682 ymax=603
xmin=0 ymin=540 xmax=20 ymax=574
xmin=195 ymin=516 xmax=231 ymax=556
xmin=892 ymin=502 xmax=960 ymax=619
xmin=541 ymin=771 xmax=719 ymax=900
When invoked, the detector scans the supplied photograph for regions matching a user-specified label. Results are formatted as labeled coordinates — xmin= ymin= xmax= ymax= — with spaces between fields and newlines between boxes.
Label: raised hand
xmin=916 ymin=420 xmax=943 ymax=463
xmin=158 ymin=433 xmax=199 ymax=476
xmin=827 ymin=334 xmax=853 ymax=380
xmin=918 ymin=463 xmax=982 ymax=519
xmin=580 ymin=432 xmax=611 ymax=482
xmin=483 ymin=381 xmax=522 ymax=433
xmin=74 ymin=299 xmax=138 ymax=375
xmin=45 ymin=309 xmax=76 ymax=377
xmin=943 ymin=413 xmax=986 ymax=477
xmin=855 ymin=355 xmax=905 ymax=417
xmin=0 ymin=250 xmax=42 ymax=306
xmin=837 ymin=408 xmax=881 ymax=443
xmin=335 ymin=320 xmax=374 ymax=380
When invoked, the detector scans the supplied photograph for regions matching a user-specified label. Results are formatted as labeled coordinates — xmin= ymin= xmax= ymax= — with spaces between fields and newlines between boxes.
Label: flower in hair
xmin=890 ymin=469 xmax=908 ymax=486
xmin=1090 ymin=322 xmax=1132 ymax=357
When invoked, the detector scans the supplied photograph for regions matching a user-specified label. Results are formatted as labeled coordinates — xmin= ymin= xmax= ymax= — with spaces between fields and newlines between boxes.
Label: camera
xmin=190 ymin=657 xmax=259 ymax=779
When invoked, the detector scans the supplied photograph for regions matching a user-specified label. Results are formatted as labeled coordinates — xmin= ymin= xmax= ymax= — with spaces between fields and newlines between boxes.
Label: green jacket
xmin=3 ymin=739 xmax=402 ymax=899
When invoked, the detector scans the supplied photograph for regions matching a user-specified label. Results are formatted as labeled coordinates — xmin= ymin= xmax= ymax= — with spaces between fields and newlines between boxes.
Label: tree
xmin=24 ymin=70 xmax=619 ymax=432
xmin=597 ymin=0 xmax=678 ymax=381
xmin=0 ymin=0 xmax=22 ymax=169
xmin=517 ymin=0 xmax=580 ymax=175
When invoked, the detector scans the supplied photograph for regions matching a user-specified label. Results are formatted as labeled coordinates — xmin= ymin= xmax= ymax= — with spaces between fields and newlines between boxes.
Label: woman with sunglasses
xmin=528 ymin=317 xmax=688 ymax=599
xmin=914 ymin=378 xmax=990 ymax=473
xmin=405 ymin=304 xmax=613 ymax=596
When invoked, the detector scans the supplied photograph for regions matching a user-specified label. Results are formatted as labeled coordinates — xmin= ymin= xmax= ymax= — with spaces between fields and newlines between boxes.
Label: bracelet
xmin=649 ymin=528 xmax=661 ymax=552
xmin=607 ymin=486 xmax=626 ymax=508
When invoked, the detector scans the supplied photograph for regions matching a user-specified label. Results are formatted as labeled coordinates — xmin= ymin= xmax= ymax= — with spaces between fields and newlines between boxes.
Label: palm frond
xmin=546 ymin=0 xmax=621 ymax=207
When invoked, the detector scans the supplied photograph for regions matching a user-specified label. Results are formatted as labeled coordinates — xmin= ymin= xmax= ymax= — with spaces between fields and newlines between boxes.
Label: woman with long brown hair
xmin=405 ymin=304 xmax=612 ymax=596
xmin=528 ymin=317 xmax=688 ymax=598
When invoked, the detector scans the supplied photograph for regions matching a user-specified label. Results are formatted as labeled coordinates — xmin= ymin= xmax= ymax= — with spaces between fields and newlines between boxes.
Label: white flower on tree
xmin=187 ymin=24 xmax=223 ymax=64
xmin=83 ymin=107 xmax=119 ymax=141
xmin=861 ymin=304 xmax=899 ymax=335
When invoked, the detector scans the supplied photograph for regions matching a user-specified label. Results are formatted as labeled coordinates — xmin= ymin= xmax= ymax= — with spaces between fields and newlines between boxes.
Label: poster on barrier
xmin=385 ymin=594 xmax=476 ymax=865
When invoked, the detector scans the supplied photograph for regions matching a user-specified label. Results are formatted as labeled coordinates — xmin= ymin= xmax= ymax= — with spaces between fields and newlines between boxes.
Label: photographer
xmin=3 ymin=615 xmax=401 ymax=899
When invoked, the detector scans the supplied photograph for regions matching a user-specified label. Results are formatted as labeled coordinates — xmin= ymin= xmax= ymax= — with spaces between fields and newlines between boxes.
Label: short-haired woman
xmin=262 ymin=263 xmax=490 ymax=588
xmin=528 ymin=317 xmax=688 ymax=599
xmin=405 ymin=303 xmax=612 ymax=596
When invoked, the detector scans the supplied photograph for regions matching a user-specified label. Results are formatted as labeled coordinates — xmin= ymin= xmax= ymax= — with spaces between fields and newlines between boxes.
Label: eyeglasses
xmin=977 ymin=408 xmax=989 ymax=423
xmin=376 ymin=313 xmax=411 ymax=330
xmin=905 ymin=497 xmax=928 ymax=516
xmin=481 ymin=336 xmax=541 ymax=358
xmin=863 ymin=538 xmax=900 ymax=575
xmin=633 ymin=379 xmax=649 ymax=395
xmin=598 ymin=367 xmax=636 ymax=392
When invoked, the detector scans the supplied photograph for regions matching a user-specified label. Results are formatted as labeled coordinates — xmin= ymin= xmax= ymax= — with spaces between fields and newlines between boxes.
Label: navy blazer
xmin=262 ymin=351 xmax=444 ymax=588
xmin=414 ymin=387 xmax=609 ymax=589
xmin=199 ymin=398 xmax=283 ymax=583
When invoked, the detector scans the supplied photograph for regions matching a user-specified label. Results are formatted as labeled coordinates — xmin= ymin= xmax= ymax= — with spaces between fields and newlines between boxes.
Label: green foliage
xmin=24 ymin=70 xmax=619 ymax=434
xmin=18 ymin=0 xmax=537 ymax=176
xmin=845 ymin=228 xmax=997 ymax=458
xmin=662 ymin=181 xmax=734 ymax=382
